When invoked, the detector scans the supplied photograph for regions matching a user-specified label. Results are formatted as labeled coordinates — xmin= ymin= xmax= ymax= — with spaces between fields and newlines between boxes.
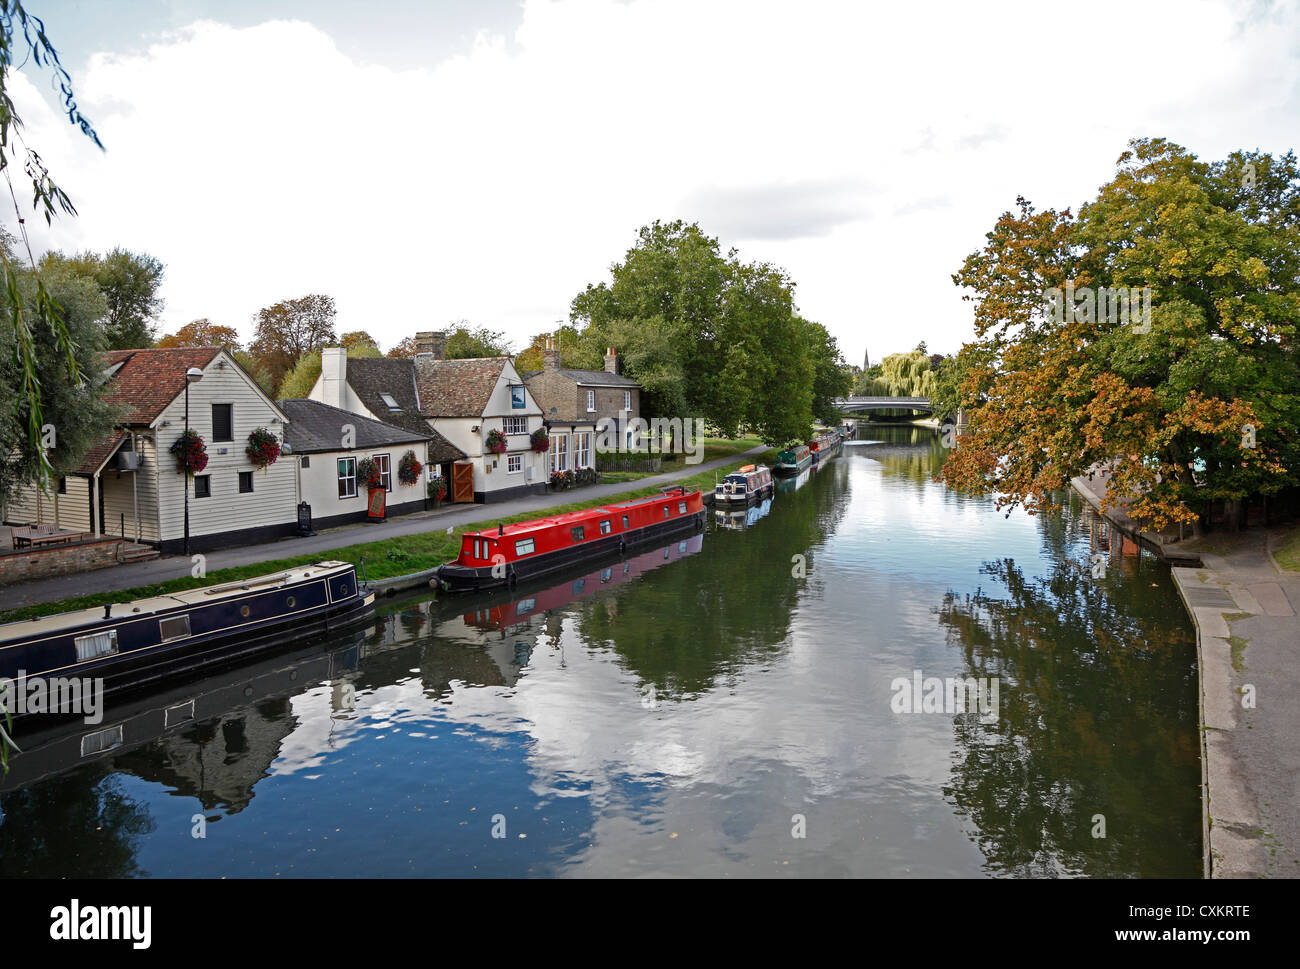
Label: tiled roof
xmin=414 ymin=356 xmax=509 ymax=417
xmin=520 ymin=367 xmax=640 ymax=387
xmin=100 ymin=346 xmax=222 ymax=426
xmin=74 ymin=433 xmax=129 ymax=475
xmin=341 ymin=357 xmax=431 ymax=435
xmin=279 ymin=399 xmax=429 ymax=453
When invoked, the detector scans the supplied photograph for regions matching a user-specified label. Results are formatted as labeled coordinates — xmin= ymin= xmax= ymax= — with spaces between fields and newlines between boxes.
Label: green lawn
xmin=1275 ymin=524 xmax=1300 ymax=572
xmin=0 ymin=448 xmax=780 ymax=625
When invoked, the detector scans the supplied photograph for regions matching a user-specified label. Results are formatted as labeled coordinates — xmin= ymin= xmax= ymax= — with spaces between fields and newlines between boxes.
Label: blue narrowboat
xmin=0 ymin=561 xmax=375 ymax=718
xmin=714 ymin=464 xmax=774 ymax=506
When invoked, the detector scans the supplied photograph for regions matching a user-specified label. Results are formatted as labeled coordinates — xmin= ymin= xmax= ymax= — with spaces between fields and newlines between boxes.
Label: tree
xmin=249 ymin=294 xmax=337 ymax=393
xmin=571 ymin=220 xmax=818 ymax=441
xmin=445 ymin=322 xmax=511 ymax=359
xmin=0 ymin=0 xmax=105 ymax=503
xmin=387 ymin=335 xmax=418 ymax=358
xmin=277 ymin=341 xmax=382 ymax=400
xmin=0 ymin=246 xmax=119 ymax=508
xmin=39 ymin=248 xmax=164 ymax=349
xmin=803 ymin=318 xmax=852 ymax=426
xmin=940 ymin=139 xmax=1298 ymax=534
xmin=156 ymin=318 xmax=242 ymax=350
xmin=339 ymin=330 xmax=379 ymax=353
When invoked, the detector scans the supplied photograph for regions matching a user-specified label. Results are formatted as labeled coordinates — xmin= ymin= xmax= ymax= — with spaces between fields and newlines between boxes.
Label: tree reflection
xmin=936 ymin=537 xmax=1201 ymax=876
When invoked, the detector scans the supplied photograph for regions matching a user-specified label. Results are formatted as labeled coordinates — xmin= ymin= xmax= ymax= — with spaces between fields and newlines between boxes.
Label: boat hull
xmin=435 ymin=510 xmax=705 ymax=593
xmin=773 ymin=454 xmax=812 ymax=476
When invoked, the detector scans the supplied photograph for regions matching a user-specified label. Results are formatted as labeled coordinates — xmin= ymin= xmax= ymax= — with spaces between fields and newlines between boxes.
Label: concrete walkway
xmin=1170 ymin=528 xmax=1300 ymax=878
xmin=0 ymin=446 xmax=766 ymax=610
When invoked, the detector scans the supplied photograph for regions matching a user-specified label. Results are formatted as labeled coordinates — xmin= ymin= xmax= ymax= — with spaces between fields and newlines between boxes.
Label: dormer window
xmin=380 ymin=393 xmax=402 ymax=413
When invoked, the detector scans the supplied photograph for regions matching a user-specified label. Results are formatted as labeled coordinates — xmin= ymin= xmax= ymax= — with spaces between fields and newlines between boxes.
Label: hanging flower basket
xmin=529 ymin=428 xmax=550 ymax=453
xmin=357 ymin=456 xmax=383 ymax=490
xmin=397 ymin=449 xmax=423 ymax=486
xmin=485 ymin=428 xmax=508 ymax=454
xmin=169 ymin=429 xmax=208 ymax=476
xmin=246 ymin=427 xmax=281 ymax=471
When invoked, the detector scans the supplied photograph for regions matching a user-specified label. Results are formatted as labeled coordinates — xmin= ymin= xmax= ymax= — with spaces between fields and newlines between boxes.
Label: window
xmin=601 ymin=568 xmax=613 ymax=583
xmin=516 ymin=598 xmax=536 ymax=615
xmin=678 ymin=501 xmax=687 ymax=514
xmin=510 ymin=385 xmax=526 ymax=409
xmin=194 ymin=475 xmax=211 ymax=498
xmin=664 ymin=505 xmax=670 ymax=518
xmin=159 ymin=615 xmax=191 ymax=642
xmin=572 ymin=578 xmax=585 ymax=594
xmin=575 ymin=432 xmax=590 ymax=469
xmin=239 ymin=471 xmax=254 ymax=493
xmin=504 ymin=416 xmax=527 ymax=435
xmin=75 ymin=629 xmax=118 ymax=663
xmin=212 ymin=403 xmax=233 ymax=442
xmin=507 ymin=454 xmax=521 ymax=474
xmin=571 ymin=525 xmax=585 ymax=542
xmin=599 ymin=519 xmax=611 ymax=535
xmin=301 ymin=456 xmax=311 ymax=469
xmin=551 ymin=434 xmax=568 ymax=473
xmin=379 ymin=393 xmax=402 ymax=413
xmin=81 ymin=724 xmax=123 ymax=757
xmin=586 ymin=389 xmax=595 ymax=412
xmin=57 ymin=476 xmax=67 ymax=494
xmin=374 ymin=454 xmax=391 ymax=492
xmin=624 ymin=390 xmax=632 ymax=411
xmin=622 ymin=515 xmax=629 ymax=529
xmin=337 ymin=457 xmax=357 ymax=499
xmin=515 ymin=538 xmax=535 ymax=556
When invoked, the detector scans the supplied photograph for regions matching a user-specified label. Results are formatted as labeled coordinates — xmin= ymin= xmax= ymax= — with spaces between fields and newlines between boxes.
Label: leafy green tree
xmin=41 ymin=248 xmax=164 ymax=349
xmin=339 ymin=330 xmax=380 ymax=353
xmin=803 ymin=318 xmax=852 ymax=425
xmin=445 ymin=322 xmax=511 ymax=359
xmin=277 ymin=341 xmax=381 ymax=400
xmin=0 ymin=250 xmax=119 ymax=505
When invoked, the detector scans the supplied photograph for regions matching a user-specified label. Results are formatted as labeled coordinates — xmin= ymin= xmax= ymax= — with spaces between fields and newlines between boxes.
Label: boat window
xmin=572 ymin=526 xmax=585 ymax=541
xmin=599 ymin=520 xmax=611 ymax=535
xmin=573 ymin=579 xmax=586 ymax=594
xmin=679 ymin=541 xmax=688 ymax=552
xmin=516 ymin=598 xmax=535 ymax=616
xmin=601 ymin=568 xmax=613 ymax=583
xmin=623 ymin=563 xmax=630 ymax=574
xmin=80 ymin=724 xmax=124 ymax=757
xmin=515 ymin=537 xmax=536 ymax=556
xmin=663 ymin=505 xmax=670 ymax=518
xmin=678 ymin=502 xmax=687 ymax=514
xmin=74 ymin=629 xmax=118 ymax=663
xmin=159 ymin=615 xmax=191 ymax=643
xmin=622 ymin=515 xmax=629 ymax=529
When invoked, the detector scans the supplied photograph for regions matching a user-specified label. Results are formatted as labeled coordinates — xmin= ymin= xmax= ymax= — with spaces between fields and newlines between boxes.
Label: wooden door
xmin=452 ymin=461 xmax=475 ymax=503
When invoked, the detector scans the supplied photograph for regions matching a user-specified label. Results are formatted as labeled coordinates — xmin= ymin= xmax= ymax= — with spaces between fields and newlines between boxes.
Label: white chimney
xmin=321 ymin=346 xmax=347 ymax=409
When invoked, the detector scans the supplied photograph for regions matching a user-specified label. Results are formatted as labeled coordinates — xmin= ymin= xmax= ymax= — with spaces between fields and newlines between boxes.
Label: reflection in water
xmin=0 ymin=424 xmax=1200 ymax=877
xmin=715 ymin=497 xmax=773 ymax=530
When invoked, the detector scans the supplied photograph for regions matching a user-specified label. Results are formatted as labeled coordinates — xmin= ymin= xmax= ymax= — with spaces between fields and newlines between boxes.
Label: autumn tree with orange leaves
xmin=941 ymin=138 xmax=1299 ymax=535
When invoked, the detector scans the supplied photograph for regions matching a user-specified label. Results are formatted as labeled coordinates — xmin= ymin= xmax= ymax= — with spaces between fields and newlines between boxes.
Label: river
xmin=0 ymin=423 xmax=1202 ymax=877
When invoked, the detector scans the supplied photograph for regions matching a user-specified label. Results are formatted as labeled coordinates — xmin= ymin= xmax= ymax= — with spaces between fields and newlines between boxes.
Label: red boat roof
xmin=467 ymin=488 xmax=698 ymax=539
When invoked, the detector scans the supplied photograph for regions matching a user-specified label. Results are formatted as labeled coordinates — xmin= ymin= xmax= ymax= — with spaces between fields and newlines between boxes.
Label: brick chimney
xmin=604 ymin=347 xmax=618 ymax=374
xmin=542 ymin=338 xmax=560 ymax=371
xmin=415 ymin=330 xmax=446 ymax=360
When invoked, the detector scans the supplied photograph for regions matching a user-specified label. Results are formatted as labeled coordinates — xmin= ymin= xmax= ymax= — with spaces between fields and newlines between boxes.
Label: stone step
xmin=120 ymin=542 xmax=160 ymax=563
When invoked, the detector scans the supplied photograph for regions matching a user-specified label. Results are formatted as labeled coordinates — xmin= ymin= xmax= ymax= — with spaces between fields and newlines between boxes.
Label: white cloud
xmin=9 ymin=0 xmax=1300 ymax=362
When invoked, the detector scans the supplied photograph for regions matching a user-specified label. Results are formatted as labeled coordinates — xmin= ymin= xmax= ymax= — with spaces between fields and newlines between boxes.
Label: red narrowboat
xmin=433 ymin=485 xmax=706 ymax=592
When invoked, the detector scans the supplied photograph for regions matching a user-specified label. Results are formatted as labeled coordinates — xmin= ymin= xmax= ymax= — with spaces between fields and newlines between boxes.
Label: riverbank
xmin=1169 ymin=527 xmax=1300 ymax=878
xmin=1070 ymin=468 xmax=1203 ymax=566
xmin=0 ymin=445 xmax=776 ymax=622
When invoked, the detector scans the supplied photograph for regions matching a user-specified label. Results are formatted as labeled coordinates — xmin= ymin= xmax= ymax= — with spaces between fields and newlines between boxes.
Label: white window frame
xmin=338 ymin=457 xmax=357 ymax=499
xmin=507 ymin=453 xmax=522 ymax=474
xmin=575 ymin=432 xmax=591 ymax=468
xmin=515 ymin=538 xmax=536 ymax=556
xmin=586 ymin=389 xmax=596 ymax=412
xmin=551 ymin=433 xmax=569 ymax=473
xmin=373 ymin=453 xmax=392 ymax=492
xmin=75 ymin=629 xmax=118 ymax=663
xmin=624 ymin=390 xmax=632 ymax=411
xmin=504 ymin=416 xmax=527 ymax=435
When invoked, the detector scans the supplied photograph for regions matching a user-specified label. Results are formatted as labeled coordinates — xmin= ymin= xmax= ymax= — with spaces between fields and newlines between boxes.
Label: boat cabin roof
xmin=466 ymin=489 xmax=694 ymax=540
xmin=0 ymin=561 xmax=355 ymax=638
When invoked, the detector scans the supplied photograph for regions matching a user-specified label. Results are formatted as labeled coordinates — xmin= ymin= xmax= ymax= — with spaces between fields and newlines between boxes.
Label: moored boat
xmin=808 ymin=429 xmax=842 ymax=463
xmin=434 ymin=485 xmax=706 ymax=593
xmin=0 ymin=561 xmax=375 ymax=718
xmin=774 ymin=444 xmax=813 ymax=476
xmin=714 ymin=464 xmax=774 ymax=505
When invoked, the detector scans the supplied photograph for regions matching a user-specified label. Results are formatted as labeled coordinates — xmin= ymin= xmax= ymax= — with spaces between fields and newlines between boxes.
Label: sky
xmin=9 ymin=0 xmax=1300 ymax=364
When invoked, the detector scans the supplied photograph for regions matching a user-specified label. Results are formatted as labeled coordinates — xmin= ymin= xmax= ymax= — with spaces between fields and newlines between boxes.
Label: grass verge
xmin=1274 ymin=524 xmax=1300 ymax=572
xmin=0 ymin=448 xmax=778 ymax=624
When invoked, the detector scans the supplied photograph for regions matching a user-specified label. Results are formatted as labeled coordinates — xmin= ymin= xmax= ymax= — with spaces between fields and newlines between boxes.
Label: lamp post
xmin=183 ymin=366 xmax=204 ymax=556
